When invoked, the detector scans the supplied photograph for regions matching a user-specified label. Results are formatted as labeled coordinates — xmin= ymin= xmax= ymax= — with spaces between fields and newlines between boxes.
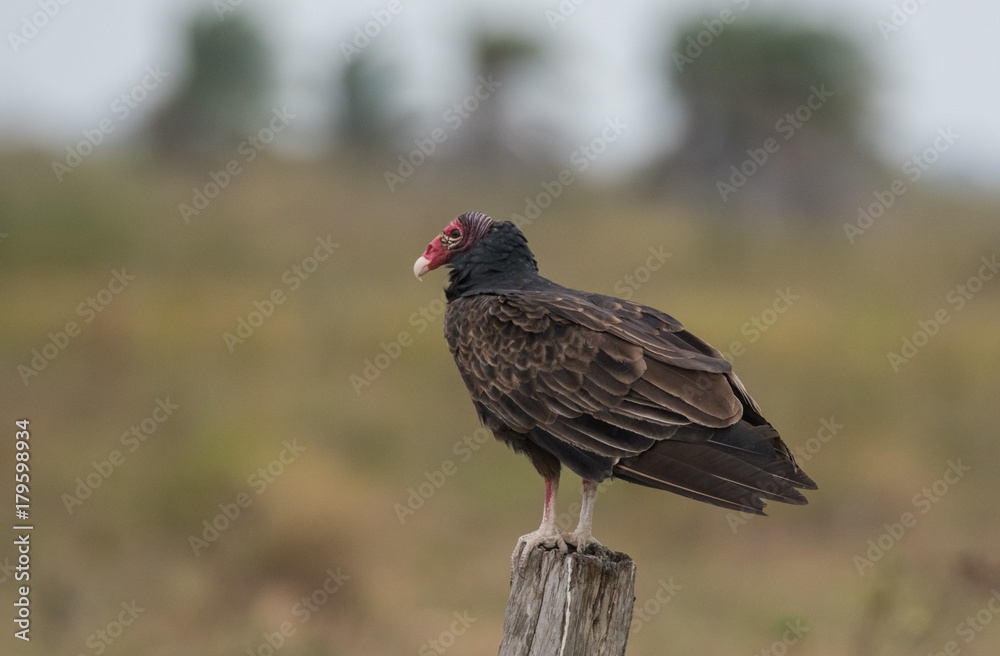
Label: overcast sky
xmin=2 ymin=0 xmax=998 ymax=186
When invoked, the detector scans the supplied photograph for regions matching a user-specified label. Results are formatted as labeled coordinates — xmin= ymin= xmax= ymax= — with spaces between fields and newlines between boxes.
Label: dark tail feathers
xmin=613 ymin=421 xmax=816 ymax=515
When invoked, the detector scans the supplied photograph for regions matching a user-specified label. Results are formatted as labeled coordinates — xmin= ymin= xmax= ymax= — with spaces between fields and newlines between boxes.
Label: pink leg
xmin=565 ymin=479 xmax=603 ymax=552
xmin=512 ymin=476 xmax=568 ymax=568
xmin=541 ymin=478 xmax=557 ymax=525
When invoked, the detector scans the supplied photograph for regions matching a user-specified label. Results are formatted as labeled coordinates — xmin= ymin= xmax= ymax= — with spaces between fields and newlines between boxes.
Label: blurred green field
xmin=2 ymin=153 xmax=999 ymax=655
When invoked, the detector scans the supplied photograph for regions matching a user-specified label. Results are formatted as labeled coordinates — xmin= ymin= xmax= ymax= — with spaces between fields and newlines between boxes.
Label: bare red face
xmin=413 ymin=217 xmax=471 ymax=279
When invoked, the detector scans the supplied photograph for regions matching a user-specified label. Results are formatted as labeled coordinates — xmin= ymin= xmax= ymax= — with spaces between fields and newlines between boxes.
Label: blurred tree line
xmin=648 ymin=18 xmax=878 ymax=216
xmin=150 ymin=14 xmax=272 ymax=160
xmin=148 ymin=9 xmax=879 ymax=217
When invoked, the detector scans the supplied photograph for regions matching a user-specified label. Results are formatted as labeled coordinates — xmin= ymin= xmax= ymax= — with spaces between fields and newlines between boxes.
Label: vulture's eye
xmin=441 ymin=226 xmax=462 ymax=249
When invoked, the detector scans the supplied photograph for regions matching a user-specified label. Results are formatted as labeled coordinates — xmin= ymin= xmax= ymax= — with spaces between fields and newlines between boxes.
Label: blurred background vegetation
xmin=2 ymin=1 xmax=999 ymax=655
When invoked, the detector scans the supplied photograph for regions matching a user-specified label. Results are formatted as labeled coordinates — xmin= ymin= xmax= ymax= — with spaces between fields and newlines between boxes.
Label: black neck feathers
xmin=446 ymin=221 xmax=539 ymax=300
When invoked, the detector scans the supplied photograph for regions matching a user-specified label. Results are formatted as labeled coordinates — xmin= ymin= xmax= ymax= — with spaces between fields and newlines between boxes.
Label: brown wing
xmin=444 ymin=291 xmax=739 ymax=462
xmin=445 ymin=289 xmax=815 ymax=514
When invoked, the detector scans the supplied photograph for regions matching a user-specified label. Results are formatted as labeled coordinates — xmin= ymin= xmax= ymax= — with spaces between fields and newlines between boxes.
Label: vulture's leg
xmin=512 ymin=476 xmax=567 ymax=568
xmin=565 ymin=478 xmax=603 ymax=552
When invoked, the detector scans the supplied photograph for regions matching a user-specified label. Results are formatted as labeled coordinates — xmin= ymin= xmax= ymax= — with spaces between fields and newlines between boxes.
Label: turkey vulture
xmin=414 ymin=211 xmax=815 ymax=564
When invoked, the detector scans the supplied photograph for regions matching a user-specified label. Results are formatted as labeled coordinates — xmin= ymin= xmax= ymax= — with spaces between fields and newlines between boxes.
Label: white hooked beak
xmin=413 ymin=255 xmax=432 ymax=280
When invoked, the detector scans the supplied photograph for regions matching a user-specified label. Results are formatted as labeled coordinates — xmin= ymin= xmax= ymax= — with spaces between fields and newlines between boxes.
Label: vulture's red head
xmin=413 ymin=211 xmax=495 ymax=279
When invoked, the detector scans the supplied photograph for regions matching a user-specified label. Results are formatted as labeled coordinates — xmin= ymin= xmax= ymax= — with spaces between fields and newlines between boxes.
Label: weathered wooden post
xmin=499 ymin=545 xmax=637 ymax=656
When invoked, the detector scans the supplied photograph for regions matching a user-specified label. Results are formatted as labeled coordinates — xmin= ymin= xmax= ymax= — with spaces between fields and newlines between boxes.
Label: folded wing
xmin=445 ymin=289 xmax=815 ymax=514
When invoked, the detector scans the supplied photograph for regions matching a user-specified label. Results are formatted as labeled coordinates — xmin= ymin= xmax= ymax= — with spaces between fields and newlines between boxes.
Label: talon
xmin=563 ymin=529 xmax=602 ymax=553
xmin=512 ymin=477 xmax=567 ymax=570
xmin=512 ymin=527 xmax=568 ymax=568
